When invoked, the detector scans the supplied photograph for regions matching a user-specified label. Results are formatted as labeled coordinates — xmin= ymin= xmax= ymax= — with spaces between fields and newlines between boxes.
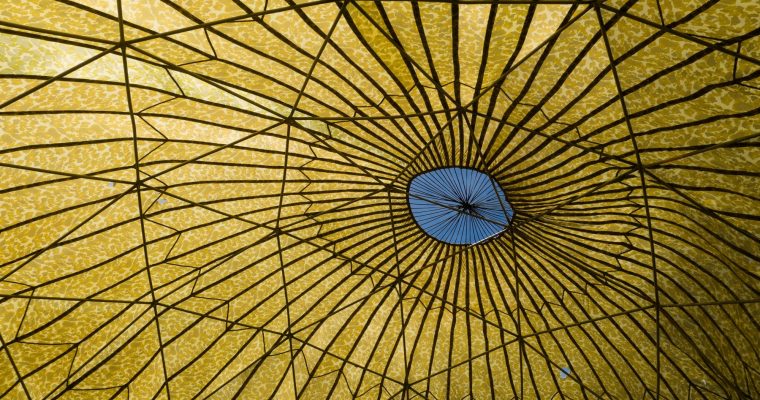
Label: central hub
xmin=407 ymin=167 xmax=513 ymax=245
xmin=459 ymin=203 xmax=474 ymax=211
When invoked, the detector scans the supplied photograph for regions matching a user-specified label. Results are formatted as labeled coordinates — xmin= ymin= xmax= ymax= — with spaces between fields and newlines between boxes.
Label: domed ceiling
xmin=1 ymin=0 xmax=759 ymax=399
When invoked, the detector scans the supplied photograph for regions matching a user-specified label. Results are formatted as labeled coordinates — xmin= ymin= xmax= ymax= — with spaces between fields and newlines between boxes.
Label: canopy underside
xmin=1 ymin=0 xmax=759 ymax=399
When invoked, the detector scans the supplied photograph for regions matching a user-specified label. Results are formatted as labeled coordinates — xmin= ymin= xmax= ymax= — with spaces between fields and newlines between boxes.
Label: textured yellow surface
xmin=1 ymin=0 xmax=759 ymax=399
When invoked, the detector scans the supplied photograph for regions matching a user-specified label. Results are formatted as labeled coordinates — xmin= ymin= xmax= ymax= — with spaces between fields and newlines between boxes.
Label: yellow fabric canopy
xmin=1 ymin=0 xmax=758 ymax=399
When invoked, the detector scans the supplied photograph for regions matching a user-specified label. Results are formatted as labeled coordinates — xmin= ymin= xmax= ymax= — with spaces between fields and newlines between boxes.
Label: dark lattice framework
xmin=0 ymin=0 xmax=758 ymax=399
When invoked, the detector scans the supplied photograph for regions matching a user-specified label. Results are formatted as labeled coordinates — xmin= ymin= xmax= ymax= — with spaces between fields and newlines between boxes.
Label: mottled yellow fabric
xmin=1 ymin=1 xmax=759 ymax=399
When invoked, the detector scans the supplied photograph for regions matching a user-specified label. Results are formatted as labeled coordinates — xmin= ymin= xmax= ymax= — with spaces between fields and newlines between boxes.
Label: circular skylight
xmin=407 ymin=167 xmax=514 ymax=245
